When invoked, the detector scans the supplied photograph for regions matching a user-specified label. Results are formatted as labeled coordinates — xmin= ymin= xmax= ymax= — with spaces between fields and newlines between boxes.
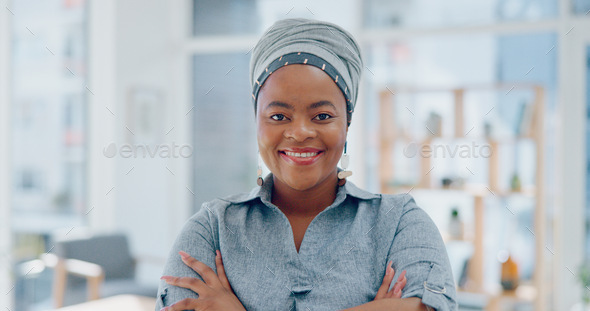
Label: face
xmin=256 ymin=64 xmax=348 ymax=192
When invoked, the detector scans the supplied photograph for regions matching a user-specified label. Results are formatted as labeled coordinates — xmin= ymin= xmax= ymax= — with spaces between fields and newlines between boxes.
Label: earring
xmin=257 ymin=151 xmax=264 ymax=186
xmin=338 ymin=142 xmax=352 ymax=186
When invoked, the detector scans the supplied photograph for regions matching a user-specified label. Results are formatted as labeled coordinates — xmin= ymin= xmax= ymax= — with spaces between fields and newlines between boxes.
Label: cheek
xmin=331 ymin=123 xmax=348 ymax=145
xmin=324 ymin=127 xmax=348 ymax=162
xmin=256 ymin=122 xmax=279 ymax=161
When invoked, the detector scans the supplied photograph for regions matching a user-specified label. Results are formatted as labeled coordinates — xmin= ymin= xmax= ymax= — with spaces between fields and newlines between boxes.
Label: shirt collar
xmin=224 ymin=172 xmax=379 ymax=205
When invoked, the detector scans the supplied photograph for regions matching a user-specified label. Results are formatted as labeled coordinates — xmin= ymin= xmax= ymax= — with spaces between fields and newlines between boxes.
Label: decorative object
xmin=338 ymin=142 xmax=352 ymax=186
xmin=257 ymin=151 xmax=264 ymax=186
xmin=501 ymin=255 xmax=519 ymax=291
xmin=510 ymin=172 xmax=522 ymax=192
xmin=126 ymin=88 xmax=164 ymax=144
xmin=426 ymin=112 xmax=442 ymax=137
xmin=448 ymin=208 xmax=464 ymax=240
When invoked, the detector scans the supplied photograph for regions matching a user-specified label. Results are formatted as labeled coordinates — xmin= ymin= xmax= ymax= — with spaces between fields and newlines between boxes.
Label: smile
xmin=279 ymin=149 xmax=323 ymax=165
xmin=284 ymin=151 xmax=319 ymax=158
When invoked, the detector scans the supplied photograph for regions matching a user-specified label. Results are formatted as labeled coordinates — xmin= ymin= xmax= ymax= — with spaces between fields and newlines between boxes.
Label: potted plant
xmin=578 ymin=260 xmax=590 ymax=307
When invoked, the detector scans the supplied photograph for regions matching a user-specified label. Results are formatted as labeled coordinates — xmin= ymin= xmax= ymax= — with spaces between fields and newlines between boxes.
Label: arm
xmin=156 ymin=202 xmax=218 ymax=309
xmin=344 ymin=195 xmax=455 ymax=311
xmin=343 ymin=297 xmax=427 ymax=311
xmin=385 ymin=194 xmax=458 ymax=311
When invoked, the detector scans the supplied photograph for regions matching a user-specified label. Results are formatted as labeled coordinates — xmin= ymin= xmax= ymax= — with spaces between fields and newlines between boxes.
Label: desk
xmin=56 ymin=295 xmax=155 ymax=311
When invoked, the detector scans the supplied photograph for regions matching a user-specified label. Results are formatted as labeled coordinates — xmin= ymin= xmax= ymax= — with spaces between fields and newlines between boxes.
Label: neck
xmin=271 ymin=170 xmax=339 ymax=218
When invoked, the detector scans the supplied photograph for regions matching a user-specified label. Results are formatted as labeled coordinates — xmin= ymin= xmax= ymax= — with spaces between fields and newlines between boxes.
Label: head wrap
xmin=249 ymin=18 xmax=363 ymax=126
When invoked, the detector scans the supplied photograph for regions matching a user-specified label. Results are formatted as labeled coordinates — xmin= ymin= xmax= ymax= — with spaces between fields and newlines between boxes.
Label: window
xmin=363 ymin=0 xmax=558 ymax=29
xmin=193 ymin=0 xmax=259 ymax=36
xmin=9 ymin=0 xmax=87 ymax=308
xmin=573 ymin=0 xmax=590 ymax=15
xmin=192 ymin=53 xmax=257 ymax=209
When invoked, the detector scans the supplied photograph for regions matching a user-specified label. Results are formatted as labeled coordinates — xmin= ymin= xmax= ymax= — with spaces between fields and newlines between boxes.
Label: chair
xmin=48 ymin=232 xmax=157 ymax=308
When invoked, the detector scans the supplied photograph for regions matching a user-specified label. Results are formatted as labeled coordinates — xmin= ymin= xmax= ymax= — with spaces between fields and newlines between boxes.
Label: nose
xmin=284 ymin=118 xmax=317 ymax=142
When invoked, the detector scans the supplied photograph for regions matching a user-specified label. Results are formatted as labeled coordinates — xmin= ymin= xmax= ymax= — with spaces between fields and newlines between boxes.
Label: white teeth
xmin=285 ymin=151 xmax=318 ymax=158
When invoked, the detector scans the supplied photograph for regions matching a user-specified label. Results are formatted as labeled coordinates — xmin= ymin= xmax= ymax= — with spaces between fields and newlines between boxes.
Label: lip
xmin=278 ymin=147 xmax=323 ymax=166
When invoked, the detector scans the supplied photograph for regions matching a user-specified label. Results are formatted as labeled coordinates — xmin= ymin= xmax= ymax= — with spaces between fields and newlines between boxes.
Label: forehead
xmin=257 ymin=64 xmax=346 ymax=108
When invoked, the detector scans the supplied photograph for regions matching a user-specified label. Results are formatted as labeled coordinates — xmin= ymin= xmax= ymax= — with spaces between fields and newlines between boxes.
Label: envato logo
xmin=403 ymin=141 xmax=492 ymax=159
xmin=102 ymin=142 xmax=193 ymax=158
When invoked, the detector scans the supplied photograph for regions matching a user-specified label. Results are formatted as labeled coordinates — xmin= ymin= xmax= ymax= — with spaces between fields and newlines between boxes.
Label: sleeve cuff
xmin=404 ymin=263 xmax=458 ymax=311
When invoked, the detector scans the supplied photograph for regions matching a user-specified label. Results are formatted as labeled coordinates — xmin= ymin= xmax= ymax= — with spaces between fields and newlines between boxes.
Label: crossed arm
xmin=156 ymin=195 xmax=456 ymax=311
xmin=159 ymin=250 xmax=416 ymax=311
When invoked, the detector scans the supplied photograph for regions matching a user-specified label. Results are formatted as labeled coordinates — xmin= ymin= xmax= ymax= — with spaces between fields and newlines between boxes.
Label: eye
xmin=271 ymin=114 xmax=286 ymax=121
xmin=314 ymin=113 xmax=332 ymax=121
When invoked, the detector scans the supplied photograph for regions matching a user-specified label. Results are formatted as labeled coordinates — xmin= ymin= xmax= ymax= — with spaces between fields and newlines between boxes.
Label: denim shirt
xmin=156 ymin=174 xmax=457 ymax=311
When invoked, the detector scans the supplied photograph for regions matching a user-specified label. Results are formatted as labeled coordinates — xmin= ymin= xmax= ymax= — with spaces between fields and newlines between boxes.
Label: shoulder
xmin=186 ymin=187 xmax=260 ymax=223
xmin=382 ymin=193 xmax=437 ymax=227
xmin=344 ymin=182 xmax=422 ymax=218
xmin=362 ymin=189 xmax=421 ymax=218
xmin=380 ymin=193 xmax=428 ymax=218
xmin=378 ymin=192 xmax=414 ymax=210
xmin=345 ymin=181 xmax=411 ymax=208
xmin=368 ymin=192 xmax=439 ymax=237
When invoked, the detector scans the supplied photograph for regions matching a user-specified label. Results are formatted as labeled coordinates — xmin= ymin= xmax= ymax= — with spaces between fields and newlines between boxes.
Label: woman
xmin=156 ymin=18 xmax=457 ymax=311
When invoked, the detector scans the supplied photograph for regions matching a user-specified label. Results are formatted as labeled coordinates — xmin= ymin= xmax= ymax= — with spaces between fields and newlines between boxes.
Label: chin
xmin=278 ymin=168 xmax=336 ymax=191
xmin=282 ymin=175 xmax=319 ymax=191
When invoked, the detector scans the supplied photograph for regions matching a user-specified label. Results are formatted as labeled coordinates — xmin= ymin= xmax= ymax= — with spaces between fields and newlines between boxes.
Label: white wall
xmin=556 ymin=19 xmax=590 ymax=310
xmin=88 ymin=0 xmax=192 ymax=286
xmin=0 ymin=1 xmax=13 ymax=308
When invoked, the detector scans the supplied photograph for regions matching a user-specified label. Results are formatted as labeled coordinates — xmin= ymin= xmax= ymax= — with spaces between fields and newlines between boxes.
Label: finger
xmin=384 ymin=270 xmax=406 ymax=299
xmin=374 ymin=261 xmax=395 ymax=300
xmin=396 ymin=270 xmax=407 ymax=285
xmin=399 ymin=272 xmax=407 ymax=290
xmin=161 ymin=275 xmax=208 ymax=294
xmin=215 ymin=250 xmax=234 ymax=293
xmin=388 ymin=281 xmax=402 ymax=299
xmin=179 ymin=251 xmax=222 ymax=288
xmin=161 ymin=298 xmax=199 ymax=311
xmin=390 ymin=271 xmax=407 ymax=298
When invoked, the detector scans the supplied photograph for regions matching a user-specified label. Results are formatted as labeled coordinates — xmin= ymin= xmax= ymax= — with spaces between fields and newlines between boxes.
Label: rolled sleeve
xmin=155 ymin=202 xmax=218 ymax=310
xmin=388 ymin=195 xmax=458 ymax=311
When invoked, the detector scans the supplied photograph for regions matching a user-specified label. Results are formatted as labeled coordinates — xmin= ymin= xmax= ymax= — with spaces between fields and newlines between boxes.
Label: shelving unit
xmin=378 ymin=84 xmax=546 ymax=311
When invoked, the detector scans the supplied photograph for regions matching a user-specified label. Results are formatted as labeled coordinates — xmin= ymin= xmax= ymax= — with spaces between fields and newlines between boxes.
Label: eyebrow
xmin=309 ymin=100 xmax=336 ymax=110
xmin=265 ymin=100 xmax=336 ymax=111
xmin=266 ymin=101 xmax=293 ymax=110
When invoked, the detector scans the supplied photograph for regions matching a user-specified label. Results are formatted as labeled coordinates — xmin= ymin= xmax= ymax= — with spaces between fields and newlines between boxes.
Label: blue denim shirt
xmin=156 ymin=174 xmax=457 ymax=310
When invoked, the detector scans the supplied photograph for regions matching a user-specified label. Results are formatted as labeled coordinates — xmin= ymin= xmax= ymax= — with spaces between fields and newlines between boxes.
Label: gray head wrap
xmin=249 ymin=18 xmax=363 ymax=125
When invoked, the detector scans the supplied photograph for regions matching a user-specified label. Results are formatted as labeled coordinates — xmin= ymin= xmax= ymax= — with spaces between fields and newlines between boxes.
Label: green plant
xmin=578 ymin=261 xmax=590 ymax=304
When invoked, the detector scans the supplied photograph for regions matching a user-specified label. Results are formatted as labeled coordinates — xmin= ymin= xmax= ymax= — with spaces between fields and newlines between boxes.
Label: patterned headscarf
xmin=249 ymin=18 xmax=363 ymax=126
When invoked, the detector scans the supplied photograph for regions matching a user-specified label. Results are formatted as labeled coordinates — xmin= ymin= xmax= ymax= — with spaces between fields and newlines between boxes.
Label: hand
xmin=373 ymin=261 xmax=407 ymax=300
xmin=160 ymin=250 xmax=246 ymax=311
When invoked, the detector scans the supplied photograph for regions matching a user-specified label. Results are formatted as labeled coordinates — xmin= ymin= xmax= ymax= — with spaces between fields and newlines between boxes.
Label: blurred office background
xmin=1 ymin=0 xmax=589 ymax=310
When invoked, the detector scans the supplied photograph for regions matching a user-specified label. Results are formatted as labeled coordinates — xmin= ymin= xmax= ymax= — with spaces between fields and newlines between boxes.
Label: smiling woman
xmin=156 ymin=18 xmax=457 ymax=311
